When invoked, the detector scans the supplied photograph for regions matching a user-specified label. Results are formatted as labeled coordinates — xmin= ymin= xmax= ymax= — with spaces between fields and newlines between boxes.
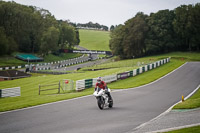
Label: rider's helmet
xmin=97 ymin=77 xmax=102 ymax=83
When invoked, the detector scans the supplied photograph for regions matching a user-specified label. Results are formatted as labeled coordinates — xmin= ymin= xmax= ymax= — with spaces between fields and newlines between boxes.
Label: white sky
xmin=3 ymin=0 xmax=200 ymax=27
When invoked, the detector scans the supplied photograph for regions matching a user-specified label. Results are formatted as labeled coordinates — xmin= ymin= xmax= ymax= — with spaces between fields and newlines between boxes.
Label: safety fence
xmin=31 ymin=71 xmax=68 ymax=75
xmin=0 ymin=87 xmax=21 ymax=98
xmin=0 ymin=55 xmax=87 ymax=71
xmin=75 ymin=57 xmax=170 ymax=91
xmin=39 ymin=79 xmax=74 ymax=95
xmin=39 ymin=83 xmax=60 ymax=95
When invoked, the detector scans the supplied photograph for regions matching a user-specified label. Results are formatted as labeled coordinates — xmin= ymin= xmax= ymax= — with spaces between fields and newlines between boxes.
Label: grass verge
xmin=173 ymin=88 xmax=200 ymax=109
xmin=164 ymin=125 xmax=200 ymax=133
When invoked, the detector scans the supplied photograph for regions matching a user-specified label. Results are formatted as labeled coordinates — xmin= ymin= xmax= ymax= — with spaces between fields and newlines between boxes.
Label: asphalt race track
xmin=0 ymin=62 xmax=200 ymax=133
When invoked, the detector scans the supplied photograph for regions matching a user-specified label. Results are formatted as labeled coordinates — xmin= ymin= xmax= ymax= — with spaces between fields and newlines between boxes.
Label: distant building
xmin=0 ymin=70 xmax=31 ymax=81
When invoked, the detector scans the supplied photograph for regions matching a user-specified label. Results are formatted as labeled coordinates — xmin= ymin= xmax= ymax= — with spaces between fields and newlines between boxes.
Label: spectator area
xmin=15 ymin=54 xmax=43 ymax=62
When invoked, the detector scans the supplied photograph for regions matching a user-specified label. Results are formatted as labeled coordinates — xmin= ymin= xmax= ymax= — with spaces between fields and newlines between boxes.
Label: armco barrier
xmin=85 ymin=79 xmax=93 ymax=88
xmin=0 ymin=87 xmax=21 ymax=98
xmin=0 ymin=55 xmax=86 ymax=71
xmin=102 ymin=75 xmax=117 ymax=83
xmin=76 ymin=80 xmax=85 ymax=91
xmin=75 ymin=57 xmax=170 ymax=91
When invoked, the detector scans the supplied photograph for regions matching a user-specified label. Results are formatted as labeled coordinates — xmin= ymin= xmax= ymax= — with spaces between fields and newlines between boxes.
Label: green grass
xmin=0 ymin=55 xmax=26 ymax=67
xmin=81 ymin=57 xmax=161 ymax=71
xmin=0 ymin=52 xmax=190 ymax=112
xmin=150 ymin=52 xmax=200 ymax=62
xmin=43 ymin=53 xmax=81 ymax=62
xmin=173 ymin=88 xmax=200 ymax=109
xmin=164 ymin=125 xmax=200 ymax=133
xmin=79 ymin=29 xmax=110 ymax=51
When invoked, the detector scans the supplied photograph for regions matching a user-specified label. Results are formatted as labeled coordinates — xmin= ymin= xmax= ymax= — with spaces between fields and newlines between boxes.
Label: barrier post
xmin=58 ymin=81 xmax=60 ymax=94
xmin=39 ymin=84 xmax=40 ymax=95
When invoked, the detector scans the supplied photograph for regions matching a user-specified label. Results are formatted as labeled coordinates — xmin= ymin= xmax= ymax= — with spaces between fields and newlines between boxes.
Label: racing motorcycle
xmin=93 ymin=87 xmax=113 ymax=110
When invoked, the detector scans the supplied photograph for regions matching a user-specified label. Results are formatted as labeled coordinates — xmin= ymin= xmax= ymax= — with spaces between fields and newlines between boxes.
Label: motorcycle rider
xmin=95 ymin=77 xmax=113 ymax=101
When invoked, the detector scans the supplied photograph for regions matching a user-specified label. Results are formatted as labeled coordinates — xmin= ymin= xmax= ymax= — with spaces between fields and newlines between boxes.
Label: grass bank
xmin=173 ymin=88 xmax=200 ymax=109
xmin=79 ymin=29 xmax=110 ymax=51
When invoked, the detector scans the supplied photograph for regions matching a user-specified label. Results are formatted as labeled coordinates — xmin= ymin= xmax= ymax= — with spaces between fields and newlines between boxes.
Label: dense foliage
xmin=0 ymin=1 xmax=79 ymax=56
xmin=109 ymin=3 xmax=200 ymax=59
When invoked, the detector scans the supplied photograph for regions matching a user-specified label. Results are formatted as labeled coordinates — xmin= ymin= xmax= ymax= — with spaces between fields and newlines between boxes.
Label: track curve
xmin=0 ymin=62 xmax=200 ymax=133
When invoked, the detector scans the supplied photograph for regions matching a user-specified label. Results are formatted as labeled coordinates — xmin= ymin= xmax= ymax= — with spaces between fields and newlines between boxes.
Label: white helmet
xmin=97 ymin=77 xmax=102 ymax=83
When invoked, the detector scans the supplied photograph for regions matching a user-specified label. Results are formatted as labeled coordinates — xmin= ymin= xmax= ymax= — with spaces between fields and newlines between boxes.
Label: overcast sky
xmin=4 ymin=0 xmax=200 ymax=27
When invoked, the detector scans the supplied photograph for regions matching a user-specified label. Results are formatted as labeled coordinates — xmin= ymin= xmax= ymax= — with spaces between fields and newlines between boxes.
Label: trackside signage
xmin=117 ymin=72 xmax=129 ymax=80
xmin=73 ymin=50 xmax=106 ymax=54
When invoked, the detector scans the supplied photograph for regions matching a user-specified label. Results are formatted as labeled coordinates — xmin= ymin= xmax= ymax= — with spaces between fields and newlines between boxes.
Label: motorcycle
xmin=93 ymin=87 xmax=113 ymax=110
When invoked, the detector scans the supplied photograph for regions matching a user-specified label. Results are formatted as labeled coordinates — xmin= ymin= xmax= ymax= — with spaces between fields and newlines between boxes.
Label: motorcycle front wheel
xmin=109 ymin=100 xmax=113 ymax=108
xmin=97 ymin=97 xmax=104 ymax=110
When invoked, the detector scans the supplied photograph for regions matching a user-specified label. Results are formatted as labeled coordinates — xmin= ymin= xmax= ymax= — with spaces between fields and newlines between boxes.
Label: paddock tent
xmin=16 ymin=54 xmax=44 ymax=62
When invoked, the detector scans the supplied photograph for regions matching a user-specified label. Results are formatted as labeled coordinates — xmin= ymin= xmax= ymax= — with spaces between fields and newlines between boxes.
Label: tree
xmin=0 ymin=27 xmax=9 ymax=55
xmin=40 ymin=27 xmax=60 ymax=56
xmin=145 ymin=10 xmax=175 ymax=55
xmin=190 ymin=3 xmax=200 ymax=51
xmin=173 ymin=5 xmax=193 ymax=51
xmin=109 ymin=12 xmax=149 ymax=59
xmin=59 ymin=22 xmax=78 ymax=49
xmin=109 ymin=25 xmax=125 ymax=59
xmin=0 ymin=27 xmax=17 ymax=55
xmin=122 ymin=12 xmax=149 ymax=58
xmin=110 ymin=25 xmax=115 ymax=31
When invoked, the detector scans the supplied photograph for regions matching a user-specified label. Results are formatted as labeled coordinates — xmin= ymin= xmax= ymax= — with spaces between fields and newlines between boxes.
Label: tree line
xmin=109 ymin=3 xmax=200 ymax=59
xmin=0 ymin=1 xmax=79 ymax=56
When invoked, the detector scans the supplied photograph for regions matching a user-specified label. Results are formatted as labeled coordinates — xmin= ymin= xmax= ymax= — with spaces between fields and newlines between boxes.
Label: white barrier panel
xmin=76 ymin=80 xmax=85 ymax=91
xmin=150 ymin=64 xmax=152 ymax=70
xmin=93 ymin=78 xmax=98 ymax=86
xmin=145 ymin=65 xmax=148 ymax=72
xmin=154 ymin=62 xmax=157 ymax=68
xmin=102 ymin=74 xmax=117 ymax=83
xmin=133 ymin=69 xmax=137 ymax=76
xmin=1 ymin=87 xmax=21 ymax=98
xmin=139 ymin=67 xmax=143 ymax=73
xmin=158 ymin=61 xmax=161 ymax=66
